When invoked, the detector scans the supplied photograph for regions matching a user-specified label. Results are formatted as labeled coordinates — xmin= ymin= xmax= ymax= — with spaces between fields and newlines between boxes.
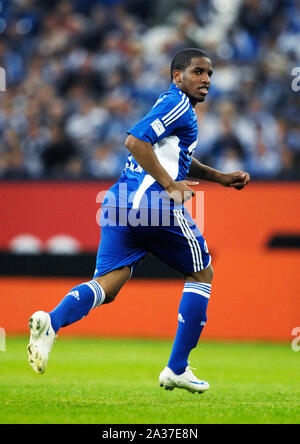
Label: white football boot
xmin=159 ymin=365 xmax=209 ymax=394
xmin=27 ymin=311 xmax=56 ymax=374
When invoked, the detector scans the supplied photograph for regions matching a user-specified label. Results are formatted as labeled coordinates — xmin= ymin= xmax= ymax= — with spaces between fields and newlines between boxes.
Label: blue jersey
xmin=96 ymin=84 xmax=211 ymax=277
xmin=103 ymin=83 xmax=198 ymax=210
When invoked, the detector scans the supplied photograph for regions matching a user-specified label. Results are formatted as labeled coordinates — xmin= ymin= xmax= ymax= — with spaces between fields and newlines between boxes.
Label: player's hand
xmin=219 ymin=171 xmax=250 ymax=190
xmin=165 ymin=180 xmax=199 ymax=203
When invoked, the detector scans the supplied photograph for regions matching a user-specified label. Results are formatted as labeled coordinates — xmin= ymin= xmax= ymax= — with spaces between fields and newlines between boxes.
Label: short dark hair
xmin=170 ymin=48 xmax=210 ymax=80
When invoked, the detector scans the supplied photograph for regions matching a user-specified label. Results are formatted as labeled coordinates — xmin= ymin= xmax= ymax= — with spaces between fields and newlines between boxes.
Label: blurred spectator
xmin=0 ymin=0 xmax=299 ymax=181
xmin=88 ymin=142 xmax=127 ymax=179
xmin=208 ymin=103 xmax=247 ymax=172
xmin=41 ymin=124 xmax=79 ymax=178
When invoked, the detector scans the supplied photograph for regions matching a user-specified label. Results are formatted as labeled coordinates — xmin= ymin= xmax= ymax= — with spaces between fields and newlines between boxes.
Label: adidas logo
xmin=178 ymin=313 xmax=185 ymax=323
xmin=68 ymin=290 xmax=80 ymax=300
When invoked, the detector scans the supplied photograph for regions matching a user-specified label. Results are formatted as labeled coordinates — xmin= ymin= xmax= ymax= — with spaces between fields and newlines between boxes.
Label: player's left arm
xmin=188 ymin=157 xmax=250 ymax=190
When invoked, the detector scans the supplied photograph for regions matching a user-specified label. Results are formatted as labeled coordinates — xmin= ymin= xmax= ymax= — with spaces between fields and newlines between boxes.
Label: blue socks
xmin=48 ymin=278 xmax=210 ymax=374
xmin=49 ymin=280 xmax=105 ymax=333
xmin=168 ymin=282 xmax=211 ymax=375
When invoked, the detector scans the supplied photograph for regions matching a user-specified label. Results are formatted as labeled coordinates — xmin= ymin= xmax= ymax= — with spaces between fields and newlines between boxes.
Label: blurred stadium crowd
xmin=0 ymin=0 xmax=299 ymax=180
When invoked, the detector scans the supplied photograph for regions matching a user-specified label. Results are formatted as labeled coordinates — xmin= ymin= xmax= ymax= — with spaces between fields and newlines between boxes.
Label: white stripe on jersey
xmin=165 ymin=100 xmax=190 ymax=127
xmin=153 ymin=135 xmax=180 ymax=180
xmin=163 ymin=96 xmax=189 ymax=125
xmin=132 ymin=174 xmax=155 ymax=209
xmin=161 ymin=94 xmax=186 ymax=122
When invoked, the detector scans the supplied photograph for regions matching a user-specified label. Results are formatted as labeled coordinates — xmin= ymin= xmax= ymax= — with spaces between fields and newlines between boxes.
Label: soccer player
xmin=28 ymin=48 xmax=250 ymax=394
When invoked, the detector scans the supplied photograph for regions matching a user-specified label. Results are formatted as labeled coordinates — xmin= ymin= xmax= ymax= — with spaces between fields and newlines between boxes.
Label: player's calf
xmin=184 ymin=263 xmax=214 ymax=284
xmin=48 ymin=280 xmax=105 ymax=333
xmin=94 ymin=265 xmax=132 ymax=304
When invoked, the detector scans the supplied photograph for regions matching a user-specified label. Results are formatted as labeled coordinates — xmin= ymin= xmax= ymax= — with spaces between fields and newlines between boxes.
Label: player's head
xmin=170 ymin=48 xmax=213 ymax=104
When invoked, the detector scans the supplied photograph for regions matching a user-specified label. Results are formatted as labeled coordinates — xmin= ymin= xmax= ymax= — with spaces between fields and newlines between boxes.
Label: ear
xmin=173 ymin=69 xmax=183 ymax=83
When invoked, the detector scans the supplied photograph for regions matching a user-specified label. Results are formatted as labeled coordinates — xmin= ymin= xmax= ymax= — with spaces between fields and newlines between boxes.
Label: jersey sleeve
xmin=127 ymin=93 xmax=190 ymax=145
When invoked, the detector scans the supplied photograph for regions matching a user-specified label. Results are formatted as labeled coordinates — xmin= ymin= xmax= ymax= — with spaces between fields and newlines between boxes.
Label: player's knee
xmin=207 ymin=264 xmax=214 ymax=283
xmin=188 ymin=264 xmax=214 ymax=284
xmin=102 ymin=291 xmax=118 ymax=305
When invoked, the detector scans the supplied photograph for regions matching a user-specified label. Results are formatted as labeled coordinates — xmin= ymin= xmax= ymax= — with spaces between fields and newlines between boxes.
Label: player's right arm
xmin=125 ymin=92 xmax=199 ymax=203
xmin=188 ymin=157 xmax=250 ymax=190
xmin=125 ymin=135 xmax=198 ymax=203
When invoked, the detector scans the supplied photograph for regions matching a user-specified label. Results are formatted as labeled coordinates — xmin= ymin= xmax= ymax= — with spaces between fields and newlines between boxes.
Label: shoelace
xmin=187 ymin=362 xmax=197 ymax=371
xmin=186 ymin=365 xmax=197 ymax=378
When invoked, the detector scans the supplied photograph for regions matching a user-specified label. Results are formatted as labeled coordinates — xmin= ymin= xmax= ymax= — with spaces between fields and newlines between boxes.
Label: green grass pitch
xmin=0 ymin=336 xmax=299 ymax=424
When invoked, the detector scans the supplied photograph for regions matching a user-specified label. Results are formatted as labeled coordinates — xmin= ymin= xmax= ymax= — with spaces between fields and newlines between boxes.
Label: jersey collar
xmin=169 ymin=83 xmax=194 ymax=111
xmin=169 ymin=83 xmax=184 ymax=95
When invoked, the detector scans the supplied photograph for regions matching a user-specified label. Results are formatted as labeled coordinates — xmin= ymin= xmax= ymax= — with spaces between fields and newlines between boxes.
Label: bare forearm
xmin=188 ymin=157 xmax=250 ymax=190
xmin=188 ymin=157 xmax=223 ymax=183
xmin=125 ymin=135 xmax=174 ymax=189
